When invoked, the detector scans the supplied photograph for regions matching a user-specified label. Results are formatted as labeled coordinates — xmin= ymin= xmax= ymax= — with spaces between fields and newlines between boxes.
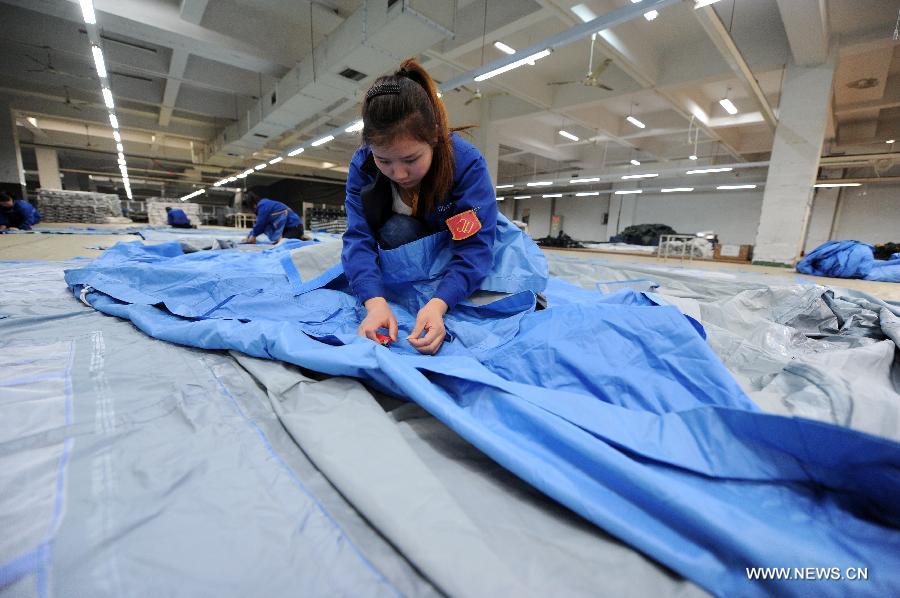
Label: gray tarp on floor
xmin=0 ymin=259 xmax=703 ymax=597
xmin=3 ymin=249 xmax=899 ymax=596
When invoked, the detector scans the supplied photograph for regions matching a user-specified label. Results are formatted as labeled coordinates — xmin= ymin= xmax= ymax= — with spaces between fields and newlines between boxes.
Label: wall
xmin=619 ymin=191 xmax=764 ymax=245
xmin=512 ymin=195 xmax=611 ymax=241
xmin=829 ymin=183 xmax=900 ymax=245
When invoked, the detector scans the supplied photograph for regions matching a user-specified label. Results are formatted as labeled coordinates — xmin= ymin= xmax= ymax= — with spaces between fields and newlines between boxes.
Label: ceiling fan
xmin=462 ymin=85 xmax=483 ymax=106
xmin=25 ymin=48 xmax=91 ymax=80
xmin=547 ymin=34 xmax=614 ymax=91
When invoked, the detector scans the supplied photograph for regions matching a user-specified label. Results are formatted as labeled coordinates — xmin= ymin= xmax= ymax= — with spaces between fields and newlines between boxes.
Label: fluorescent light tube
xmin=496 ymin=184 xmax=514 ymax=189
xmin=101 ymin=87 xmax=114 ymax=109
xmin=113 ymin=131 xmax=121 ymax=142
xmin=615 ymin=190 xmax=642 ymax=194
xmin=887 ymin=139 xmax=896 ymax=144
xmin=254 ymin=163 xmax=267 ymax=170
xmin=719 ymin=98 xmax=738 ymax=115
xmin=474 ymin=49 xmax=551 ymax=82
xmin=345 ymin=120 xmax=363 ymax=133
xmin=494 ymin=41 xmax=516 ymax=55
xmin=626 ymin=116 xmax=646 ymax=129
xmin=689 ymin=154 xmax=698 ymax=160
xmin=79 ymin=0 xmax=96 ymax=24
xmin=543 ymin=194 xmax=563 ymax=198
xmin=116 ymin=143 xmax=123 ymax=152
xmin=513 ymin=195 xmax=531 ymax=199
xmin=108 ymin=113 xmax=119 ymax=129
xmin=644 ymin=10 xmax=659 ymax=21
xmin=527 ymin=181 xmax=553 ymax=187
xmin=570 ymin=178 xmax=600 ymax=183
xmin=621 ymin=173 xmax=658 ymax=180
xmin=630 ymin=159 xmax=641 ymax=166
xmin=661 ymin=187 xmax=694 ymax=193
xmin=91 ymin=45 xmax=107 ymax=78
xmin=558 ymin=130 xmax=580 ymax=141
xmin=717 ymin=184 xmax=757 ymax=190
xmin=571 ymin=3 xmax=596 ymax=22
xmin=496 ymin=197 xmax=505 ymax=201
xmin=287 ymin=147 xmax=304 ymax=157
xmin=814 ymin=183 xmax=861 ymax=188
xmin=694 ymin=0 xmax=723 ymax=8
xmin=687 ymin=167 xmax=733 ymax=174
xmin=268 ymin=156 xmax=283 ymax=165
xmin=576 ymin=192 xmax=600 ymax=197
xmin=311 ymin=135 xmax=334 ymax=147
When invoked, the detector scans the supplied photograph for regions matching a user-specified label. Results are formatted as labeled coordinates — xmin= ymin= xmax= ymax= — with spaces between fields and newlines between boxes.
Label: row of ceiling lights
xmin=495 ymin=183 xmax=761 ymax=201
xmin=182 ymin=1 xmax=694 ymax=200
xmin=79 ymin=0 xmax=132 ymax=199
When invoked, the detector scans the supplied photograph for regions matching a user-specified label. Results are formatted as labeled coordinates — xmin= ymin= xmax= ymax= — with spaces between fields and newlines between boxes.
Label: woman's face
xmin=370 ymin=136 xmax=433 ymax=189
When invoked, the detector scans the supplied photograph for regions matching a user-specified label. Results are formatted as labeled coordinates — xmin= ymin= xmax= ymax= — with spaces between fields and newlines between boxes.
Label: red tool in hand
xmin=375 ymin=333 xmax=393 ymax=346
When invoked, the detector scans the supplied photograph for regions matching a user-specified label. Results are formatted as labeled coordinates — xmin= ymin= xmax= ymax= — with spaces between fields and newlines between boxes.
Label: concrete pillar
xmin=35 ymin=147 xmax=62 ymax=190
xmin=0 ymin=100 xmax=26 ymax=198
xmin=476 ymin=97 xmax=500 ymax=185
xmin=753 ymin=55 xmax=836 ymax=265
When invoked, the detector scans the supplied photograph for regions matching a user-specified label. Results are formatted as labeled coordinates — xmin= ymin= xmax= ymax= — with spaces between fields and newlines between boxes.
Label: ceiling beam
xmin=693 ymin=5 xmax=777 ymax=131
xmin=775 ymin=0 xmax=829 ymax=66
xmin=4 ymin=0 xmax=289 ymax=77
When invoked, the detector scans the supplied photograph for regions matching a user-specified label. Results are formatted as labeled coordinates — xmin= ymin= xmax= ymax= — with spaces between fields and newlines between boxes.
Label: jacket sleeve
xmin=341 ymin=147 xmax=384 ymax=303
xmin=250 ymin=201 xmax=270 ymax=238
xmin=433 ymin=148 xmax=498 ymax=310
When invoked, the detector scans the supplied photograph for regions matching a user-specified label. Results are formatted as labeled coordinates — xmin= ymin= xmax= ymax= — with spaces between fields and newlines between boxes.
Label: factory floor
xmin=2 ymin=223 xmax=898 ymax=302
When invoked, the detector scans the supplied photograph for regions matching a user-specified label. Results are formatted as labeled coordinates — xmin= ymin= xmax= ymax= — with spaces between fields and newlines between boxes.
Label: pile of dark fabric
xmin=610 ymin=223 xmax=677 ymax=246
xmin=535 ymin=231 xmax=583 ymax=248
xmin=875 ymin=242 xmax=900 ymax=260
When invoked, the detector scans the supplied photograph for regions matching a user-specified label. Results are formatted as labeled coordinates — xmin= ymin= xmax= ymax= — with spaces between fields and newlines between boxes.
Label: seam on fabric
xmin=204 ymin=361 xmax=402 ymax=596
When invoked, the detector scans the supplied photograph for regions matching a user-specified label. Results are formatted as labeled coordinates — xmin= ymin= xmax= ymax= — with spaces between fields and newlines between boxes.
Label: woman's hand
xmin=408 ymin=298 xmax=448 ymax=355
xmin=359 ymin=297 xmax=398 ymax=342
xmin=242 ymin=235 xmax=257 ymax=244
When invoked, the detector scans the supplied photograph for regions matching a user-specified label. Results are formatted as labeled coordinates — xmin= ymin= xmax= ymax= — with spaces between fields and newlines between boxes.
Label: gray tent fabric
xmin=4 ymin=249 xmax=899 ymax=597
xmin=545 ymin=253 xmax=900 ymax=442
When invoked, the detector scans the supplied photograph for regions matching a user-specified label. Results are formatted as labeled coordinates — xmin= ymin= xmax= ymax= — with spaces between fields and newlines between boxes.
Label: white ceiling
xmin=1 ymin=0 xmax=898 ymax=194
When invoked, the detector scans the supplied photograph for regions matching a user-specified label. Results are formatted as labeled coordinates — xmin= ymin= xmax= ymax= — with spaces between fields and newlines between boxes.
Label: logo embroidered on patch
xmin=445 ymin=209 xmax=482 ymax=240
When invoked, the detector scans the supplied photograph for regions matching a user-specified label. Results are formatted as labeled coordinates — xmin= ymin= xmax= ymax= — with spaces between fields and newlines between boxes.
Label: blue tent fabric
xmin=63 ymin=232 xmax=900 ymax=596
xmin=798 ymin=240 xmax=900 ymax=282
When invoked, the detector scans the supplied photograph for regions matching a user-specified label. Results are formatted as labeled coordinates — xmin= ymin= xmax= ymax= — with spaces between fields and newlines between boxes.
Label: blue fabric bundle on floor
xmin=65 ymin=230 xmax=900 ymax=597
xmin=798 ymin=240 xmax=900 ymax=282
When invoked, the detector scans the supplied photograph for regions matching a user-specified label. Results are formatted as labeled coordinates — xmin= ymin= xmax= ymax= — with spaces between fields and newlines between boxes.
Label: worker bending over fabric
xmin=342 ymin=58 xmax=499 ymax=354
xmin=0 ymin=191 xmax=41 ymax=232
xmin=165 ymin=206 xmax=195 ymax=228
xmin=241 ymin=187 xmax=304 ymax=244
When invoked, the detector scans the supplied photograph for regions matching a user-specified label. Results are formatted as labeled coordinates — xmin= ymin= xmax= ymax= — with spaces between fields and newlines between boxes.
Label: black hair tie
xmin=366 ymin=82 xmax=401 ymax=100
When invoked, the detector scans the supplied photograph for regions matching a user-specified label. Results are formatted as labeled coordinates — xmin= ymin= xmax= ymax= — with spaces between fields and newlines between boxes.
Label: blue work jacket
xmin=0 ymin=199 xmax=41 ymax=230
xmin=341 ymin=133 xmax=498 ymax=310
xmin=251 ymin=198 xmax=302 ymax=242
xmin=167 ymin=208 xmax=191 ymax=226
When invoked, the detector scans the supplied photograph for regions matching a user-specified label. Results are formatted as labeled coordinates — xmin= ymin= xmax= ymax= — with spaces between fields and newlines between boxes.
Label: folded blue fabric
xmin=65 ymin=233 xmax=900 ymax=597
xmin=798 ymin=240 xmax=900 ymax=282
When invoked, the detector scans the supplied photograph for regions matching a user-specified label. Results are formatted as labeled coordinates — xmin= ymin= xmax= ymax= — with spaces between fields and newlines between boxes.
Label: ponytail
xmin=362 ymin=58 xmax=467 ymax=215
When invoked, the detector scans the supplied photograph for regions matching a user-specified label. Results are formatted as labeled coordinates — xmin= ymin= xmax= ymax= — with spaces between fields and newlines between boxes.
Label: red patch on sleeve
xmin=445 ymin=209 xmax=482 ymax=241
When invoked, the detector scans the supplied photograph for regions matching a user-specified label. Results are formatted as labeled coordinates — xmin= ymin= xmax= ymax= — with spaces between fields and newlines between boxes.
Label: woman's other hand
xmin=408 ymin=298 xmax=448 ymax=354
xmin=359 ymin=297 xmax=398 ymax=342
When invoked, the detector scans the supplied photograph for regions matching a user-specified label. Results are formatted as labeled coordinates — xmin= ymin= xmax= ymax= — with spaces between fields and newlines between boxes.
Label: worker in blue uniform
xmin=342 ymin=58 xmax=498 ymax=354
xmin=0 ymin=191 xmax=41 ymax=231
xmin=241 ymin=187 xmax=304 ymax=244
xmin=165 ymin=206 xmax=195 ymax=228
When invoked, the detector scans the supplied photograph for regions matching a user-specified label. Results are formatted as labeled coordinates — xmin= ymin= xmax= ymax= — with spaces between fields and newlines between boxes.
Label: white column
xmin=35 ymin=147 xmax=62 ymax=190
xmin=753 ymin=55 xmax=836 ymax=265
xmin=476 ymin=97 xmax=500 ymax=185
xmin=0 ymin=101 xmax=26 ymax=196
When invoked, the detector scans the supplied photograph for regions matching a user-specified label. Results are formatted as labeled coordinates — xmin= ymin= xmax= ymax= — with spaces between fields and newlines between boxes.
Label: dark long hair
xmin=362 ymin=58 xmax=466 ymax=216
